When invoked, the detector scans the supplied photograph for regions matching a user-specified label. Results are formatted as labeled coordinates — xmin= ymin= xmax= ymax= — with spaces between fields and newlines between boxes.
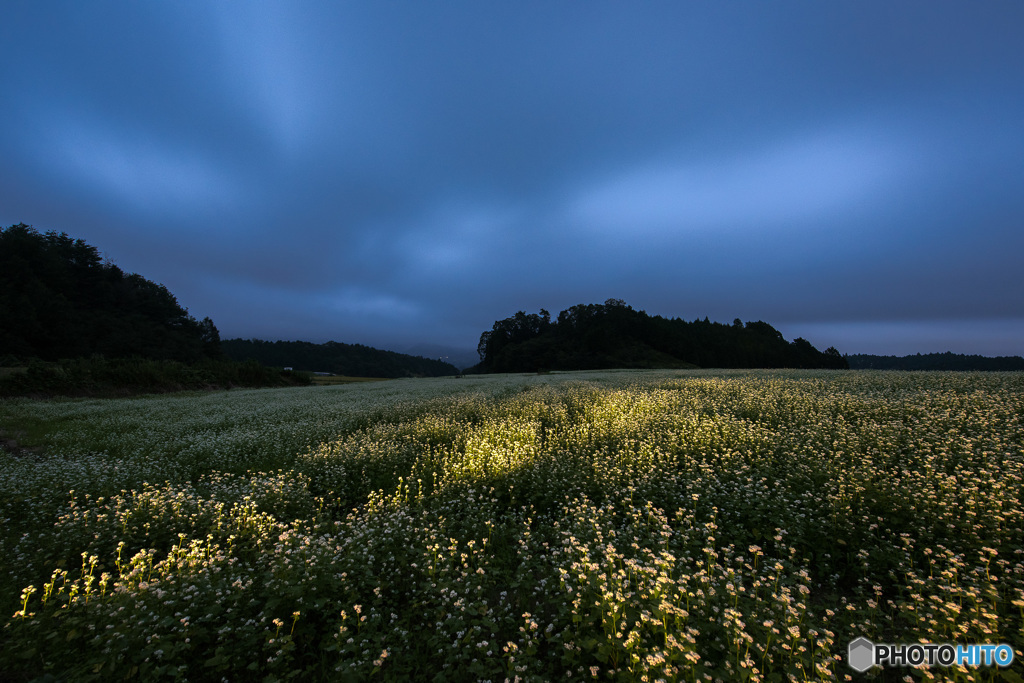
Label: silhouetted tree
xmin=477 ymin=309 xmax=552 ymax=370
xmin=473 ymin=301 xmax=849 ymax=372
xmin=0 ymin=223 xmax=221 ymax=362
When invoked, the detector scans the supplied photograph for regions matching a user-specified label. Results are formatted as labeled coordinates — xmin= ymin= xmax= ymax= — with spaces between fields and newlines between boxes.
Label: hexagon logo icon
xmin=848 ymin=637 xmax=875 ymax=672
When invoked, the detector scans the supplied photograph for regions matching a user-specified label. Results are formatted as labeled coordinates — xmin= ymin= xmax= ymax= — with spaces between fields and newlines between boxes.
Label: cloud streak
xmin=38 ymin=115 xmax=243 ymax=216
xmin=564 ymin=122 xmax=919 ymax=241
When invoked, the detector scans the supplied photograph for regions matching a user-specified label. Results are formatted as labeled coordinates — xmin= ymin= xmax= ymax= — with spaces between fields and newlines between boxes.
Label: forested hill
xmin=471 ymin=299 xmax=848 ymax=373
xmin=846 ymin=352 xmax=1024 ymax=371
xmin=221 ymin=339 xmax=459 ymax=378
xmin=1 ymin=224 xmax=220 ymax=362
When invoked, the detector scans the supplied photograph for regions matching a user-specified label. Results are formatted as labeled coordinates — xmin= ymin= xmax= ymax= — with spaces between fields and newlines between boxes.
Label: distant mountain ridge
xmin=404 ymin=343 xmax=479 ymax=372
xmin=846 ymin=352 xmax=1024 ymax=371
xmin=221 ymin=339 xmax=459 ymax=378
xmin=471 ymin=299 xmax=848 ymax=372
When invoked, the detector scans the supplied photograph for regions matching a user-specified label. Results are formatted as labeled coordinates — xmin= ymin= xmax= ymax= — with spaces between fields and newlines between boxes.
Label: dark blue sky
xmin=3 ymin=2 xmax=1023 ymax=358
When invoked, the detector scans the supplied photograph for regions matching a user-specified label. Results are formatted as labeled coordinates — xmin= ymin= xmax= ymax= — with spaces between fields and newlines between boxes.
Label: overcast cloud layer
xmin=3 ymin=2 xmax=1023 ymax=359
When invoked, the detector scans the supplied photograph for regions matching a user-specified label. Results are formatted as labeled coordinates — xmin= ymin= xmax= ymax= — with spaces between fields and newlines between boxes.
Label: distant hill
xmin=846 ymin=352 xmax=1024 ymax=371
xmin=470 ymin=299 xmax=848 ymax=373
xmin=0 ymin=223 xmax=221 ymax=363
xmin=404 ymin=343 xmax=480 ymax=372
xmin=221 ymin=339 xmax=459 ymax=378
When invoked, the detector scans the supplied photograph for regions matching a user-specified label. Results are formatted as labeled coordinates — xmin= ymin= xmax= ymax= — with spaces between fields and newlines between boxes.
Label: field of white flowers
xmin=1 ymin=369 xmax=1022 ymax=682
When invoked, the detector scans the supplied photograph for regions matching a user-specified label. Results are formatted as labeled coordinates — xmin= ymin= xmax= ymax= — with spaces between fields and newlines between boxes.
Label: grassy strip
xmin=309 ymin=375 xmax=391 ymax=386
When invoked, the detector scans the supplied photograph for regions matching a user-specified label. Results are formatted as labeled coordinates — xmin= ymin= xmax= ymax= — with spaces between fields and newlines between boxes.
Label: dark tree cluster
xmin=846 ymin=352 xmax=1024 ymax=371
xmin=471 ymin=299 xmax=848 ymax=373
xmin=0 ymin=357 xmax=309 ymax=398
xmin=0 ymin=224 xmax=222 ymax=363
xmin=220 ymin=339 xmax=459 ymax=378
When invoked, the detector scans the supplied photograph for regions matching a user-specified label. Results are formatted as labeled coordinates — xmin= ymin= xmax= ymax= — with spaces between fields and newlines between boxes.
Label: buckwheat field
xmin=2 ymin=370 xmax=1022 ymax=682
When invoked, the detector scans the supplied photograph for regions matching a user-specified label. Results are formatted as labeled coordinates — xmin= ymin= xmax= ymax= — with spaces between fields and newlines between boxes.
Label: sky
xmin=3 ymin=1 xmax=1023 ymax=362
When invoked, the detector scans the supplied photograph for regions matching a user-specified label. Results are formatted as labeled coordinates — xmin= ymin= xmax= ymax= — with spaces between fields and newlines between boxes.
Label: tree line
xmin=220 ymin=339 xmax=459 ymax=378
xmin=1 ymin=223 xmax=221 ymax=364
xmin=1 ymin=224 xmax=856 ymax=392
xmin=845 ymin=352 xmax=1024 ymax=371
xmin=0 ymin=223 xmax=460 ymax=390
xmin=471 ymin=299 xmax=848 ymax=373
xmin=0 ymin=224 xmax=316 ymax=395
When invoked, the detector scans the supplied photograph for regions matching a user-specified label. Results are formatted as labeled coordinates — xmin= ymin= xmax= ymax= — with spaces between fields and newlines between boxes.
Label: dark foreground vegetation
xmin=0 ymin=357 xmax=310 ymax=398
xmin=221 ymin=339 xmax=459 ymax=378
xmin=847 ymin=351 xmax=1024 ymax=371
xmin=471 ymin=299 xmax=848 ymax=373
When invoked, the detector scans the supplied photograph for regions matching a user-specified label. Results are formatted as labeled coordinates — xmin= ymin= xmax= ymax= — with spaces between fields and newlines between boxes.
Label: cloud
xmin=784 ymin=318 xmax=1024 ymax=357
xmin=392 ymin=200 xmax=522 ymax=277
xmin=326 ymin=288 xmax=422 ymax=321
xmin=36 ymin=114 xmax=243 ymax=216
xmin=181 ymin=270 xmax=425 ymax=344
xmin=563 ymin=121 xmax=920 ymax=241
xmin=209 ymin=2 xmax=363 ymax=161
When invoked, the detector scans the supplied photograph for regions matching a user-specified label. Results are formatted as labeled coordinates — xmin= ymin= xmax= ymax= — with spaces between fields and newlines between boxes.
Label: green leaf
xmin=205 ymin=654 xmax=227 ymax=668
xmin=998 ymin=670 xmax=1024 ymax=683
